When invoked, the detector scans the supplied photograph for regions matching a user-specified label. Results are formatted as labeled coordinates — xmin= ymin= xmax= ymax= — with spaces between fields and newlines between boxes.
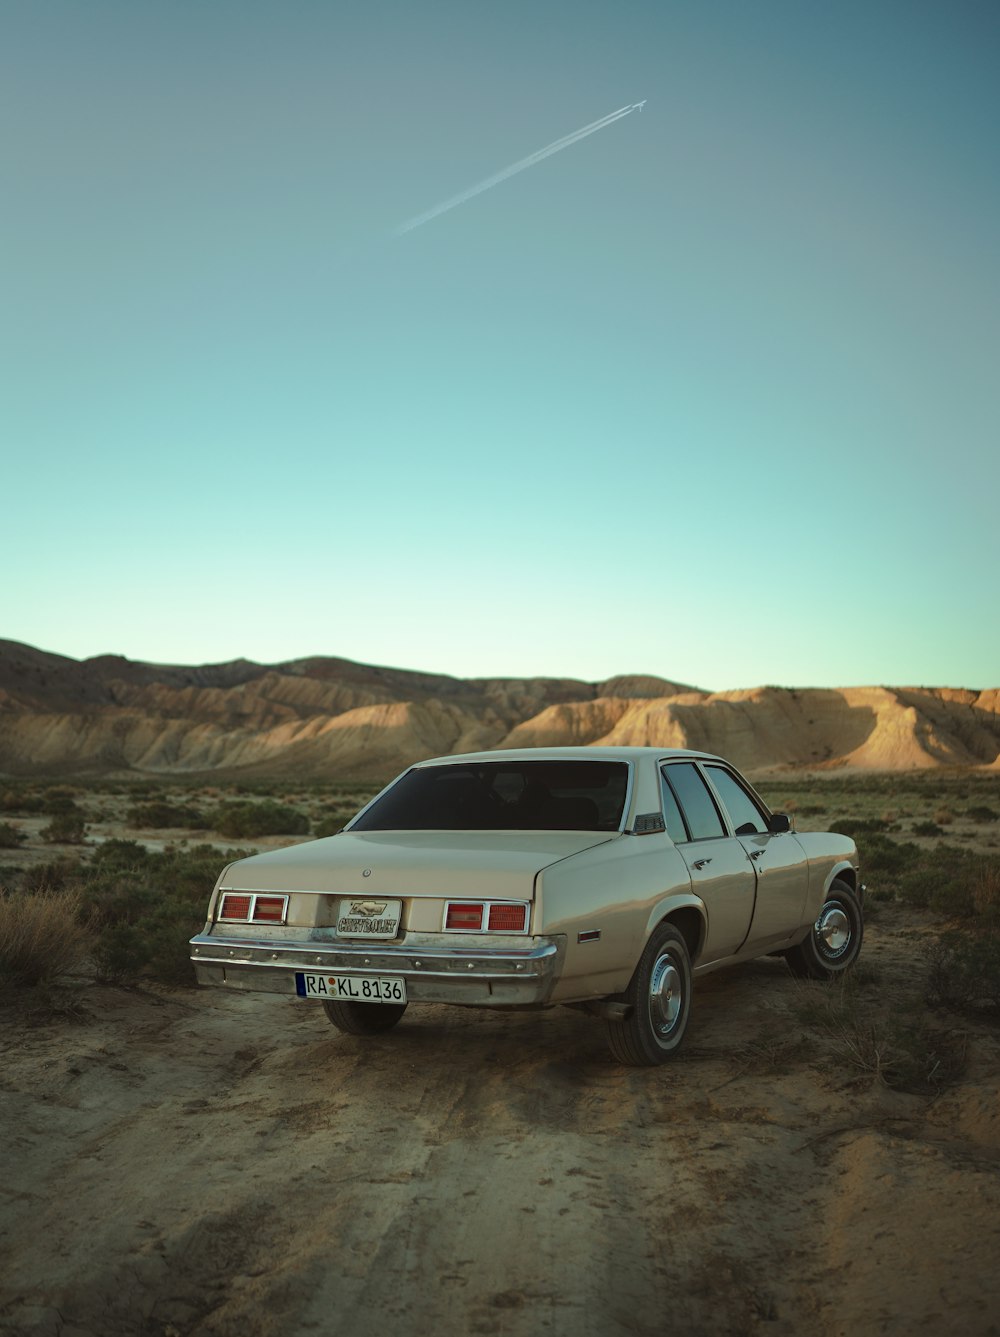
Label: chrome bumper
xmin=189 ymin=932 xmax=566 ymax=1008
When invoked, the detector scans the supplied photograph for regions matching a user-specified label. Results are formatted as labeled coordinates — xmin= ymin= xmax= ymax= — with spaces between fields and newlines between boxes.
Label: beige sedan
xmin=190 ymin=747 xmax=864 ymax=1065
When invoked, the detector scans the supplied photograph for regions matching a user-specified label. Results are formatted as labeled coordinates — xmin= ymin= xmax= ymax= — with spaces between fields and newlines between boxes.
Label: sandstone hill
xmin=0 ymin=639 xmax=997 ymax=779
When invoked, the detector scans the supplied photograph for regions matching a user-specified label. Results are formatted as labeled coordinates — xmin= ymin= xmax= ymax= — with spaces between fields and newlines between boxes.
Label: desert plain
xmin=1 ymin=768 xmax=999 ymax=1337
xmin=2 ymin=643 xmax=1000 ymax=1334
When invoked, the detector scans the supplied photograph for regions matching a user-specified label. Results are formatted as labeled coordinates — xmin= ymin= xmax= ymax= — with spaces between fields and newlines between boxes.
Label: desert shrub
xmin=92 ymin=924 xmax=151 ymax=984
xmin=43 ymin=794 xmax=81 ymax=815
xmin=829 ymin=816 xmax=894 ymax=837
xmin=40 ymin=811 xmax=87 ymax=844
xmin=312 ymin=813 xmax=352 ymax=839
xmin=891 ymin=848 xmax=1000 ymax=918
xmin=20 ymin=856 xmax=83 ymax=893
xmin=126 ymin=801 xmax=206 ymax=829
xmin=972 ymin=862 xmax=1000 ymax=918
xmin=855 ymin=833 xmax=921 ymax=882
xmin=967 ymin=805 xmax=999 ymax=824
xmin=929 ymin=927 xmax=1000 ymax=1015
xmin=912 ymin=820 xmax=943 ymax=838
xmin=0 ymin=887 xmax=92 ymax=986
xmin=795 ymin=975 xmax=967 ymax=1093
xmin=213 ymin=801 xmax=309 ymax=840
xmin=86 ymin=842 xmax=251 ymax=985
xmin=0 ymin=789 xmax=45 ymax=815
xmin=0 ymin=823 xmax=27 ymax=849
xmin=933 ymin=807 xmax=955 ymax=826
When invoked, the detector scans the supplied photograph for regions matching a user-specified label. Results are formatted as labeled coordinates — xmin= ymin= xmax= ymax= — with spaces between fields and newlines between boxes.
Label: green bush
xmin=912 ymin=820 xmax=943 ymax=838
xmin=43 ymin=794 xmax=81 ymax=815
xmin=85 ymin=842 xmax=252 ymax=986
xmin=312 ymin=813 xmax=352 ymax=839
xmin=829 ymin=816 xmax=895 ymax=837
xmin=855 ymin=833 xmax=921 ymax=881
xmin=929 ymin=927 xmax=1000 ymax=1015
xmin=967 ymin=805 xmax=999 ymax=824
xmin=126 ymin=801 xmax=206 ymax=829
xmin=213 ymin=801 xmax=309 ymax=840
xmin=0 ymin=789 xmax=45 ymax=815
xmin=40 ymin=811 xmax=87 ymax=844
xmin=0 ymin=823 xmax=27 ymax=850
xmin=888 ymin=847 xmax=1000 ymax=918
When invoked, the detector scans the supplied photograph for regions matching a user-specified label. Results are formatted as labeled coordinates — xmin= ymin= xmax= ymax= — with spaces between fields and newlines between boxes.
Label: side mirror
xmin=768 ymin=812 xmax=792 ymax=834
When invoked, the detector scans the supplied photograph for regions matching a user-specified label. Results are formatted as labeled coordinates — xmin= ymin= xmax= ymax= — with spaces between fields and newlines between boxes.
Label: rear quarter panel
xmin=536 ymin=835 xmax=696 ymax=1002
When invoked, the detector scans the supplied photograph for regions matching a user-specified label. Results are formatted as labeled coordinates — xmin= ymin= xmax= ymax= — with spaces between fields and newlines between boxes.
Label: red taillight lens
xmin=488 ymin=903 xmax=528 ymax=932
xmin=446 ymin=903 xmax=484 ymax=930
xmin=219 ymin=893 xmax=252 ymax=921
xmin=252 ymin=896 xmax=286 ymax=924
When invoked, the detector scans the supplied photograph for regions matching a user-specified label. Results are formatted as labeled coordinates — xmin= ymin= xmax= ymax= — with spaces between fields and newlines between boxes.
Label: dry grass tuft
xmin=794 ymin=975 xmax=967 ymax=1094
xmin=0 ymin=887 xmax=93 ymax=987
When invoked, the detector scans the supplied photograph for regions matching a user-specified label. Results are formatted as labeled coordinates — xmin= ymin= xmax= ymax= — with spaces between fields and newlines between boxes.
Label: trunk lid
xmin=220 ymin=829 xmax=615 ymax=900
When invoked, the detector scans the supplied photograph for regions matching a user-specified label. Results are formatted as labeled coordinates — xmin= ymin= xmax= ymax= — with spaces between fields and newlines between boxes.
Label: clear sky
xmin=3 ymin=0 xmax=998 ymax=690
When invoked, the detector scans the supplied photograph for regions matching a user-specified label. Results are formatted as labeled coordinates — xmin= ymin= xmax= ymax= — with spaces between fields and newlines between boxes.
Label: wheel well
xmin=833 ymin=867 xmax=857 ymax=893
xmin=661 ymin=907 xmax=704 ymax=964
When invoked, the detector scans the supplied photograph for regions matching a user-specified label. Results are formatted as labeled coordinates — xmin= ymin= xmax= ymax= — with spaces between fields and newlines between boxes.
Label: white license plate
xmin=336 ymin=897 xmax=402 ymax=939
xmin=296 ymin=973 xmax=407 ymax=1004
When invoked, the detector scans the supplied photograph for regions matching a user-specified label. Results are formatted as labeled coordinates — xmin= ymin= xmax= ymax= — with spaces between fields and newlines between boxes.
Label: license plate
xmin=336 ymin=897 xmax=402 ymax=939
xmin=296 ymin=972 xmax=407 ymax=1004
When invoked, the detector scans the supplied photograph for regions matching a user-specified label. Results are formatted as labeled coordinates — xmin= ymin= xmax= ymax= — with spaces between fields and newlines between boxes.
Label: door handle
xmin=692 ymin=858 xmax=712 ymax=870
xmin=749 ymin=850 xmax=764 ymax=861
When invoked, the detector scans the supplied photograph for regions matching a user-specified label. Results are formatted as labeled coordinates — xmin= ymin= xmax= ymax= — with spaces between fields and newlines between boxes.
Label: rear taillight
xmin=443 ymin=901 xmax=529 ymax=934
xmin=219 ymin=893 xmax=252 ymax=921
xmin=488 ymin=903 xmax=528 ymax=932
xmin=217 ymin=892 xmax=288 ymax=925
xmin=446 ymin=903 xmax=484 ymax=931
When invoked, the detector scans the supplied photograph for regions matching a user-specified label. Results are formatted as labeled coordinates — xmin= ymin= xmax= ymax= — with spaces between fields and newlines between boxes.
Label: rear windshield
xmin=350 ymin=760 xmax=629 ymax=832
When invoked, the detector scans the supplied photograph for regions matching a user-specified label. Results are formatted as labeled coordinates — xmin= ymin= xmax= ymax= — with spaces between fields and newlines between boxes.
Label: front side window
xmin=350 ymin=760 xmax=629 ymax=832
xmin=661 ymin=763 xmax=725 ymax=840
xmin=705 ymin=766 xmax=769 ymax=835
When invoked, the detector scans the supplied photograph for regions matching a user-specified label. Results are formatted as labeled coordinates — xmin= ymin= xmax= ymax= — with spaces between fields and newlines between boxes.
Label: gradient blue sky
xmin=3 ymin=0 xmax=998 ymax=690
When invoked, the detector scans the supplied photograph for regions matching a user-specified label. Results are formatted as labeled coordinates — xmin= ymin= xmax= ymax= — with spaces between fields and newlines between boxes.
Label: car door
xmin=701 ymin=763 xmax=809 ymax=952
xmin=660 ymin=762 xmax=756 ymax=962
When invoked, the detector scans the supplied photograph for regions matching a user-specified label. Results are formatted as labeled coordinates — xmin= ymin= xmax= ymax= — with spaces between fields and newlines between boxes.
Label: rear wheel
xmin=784 ymin=878 xmax=864 ymax=980
xmin=322 ymin=1000 xmax=407 ymax=1035
xmin=606 ymin=923 xmax=692 ymax=1066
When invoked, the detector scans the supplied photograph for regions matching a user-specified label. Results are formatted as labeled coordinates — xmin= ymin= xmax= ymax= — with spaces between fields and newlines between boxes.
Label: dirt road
xmin=3 ymin=917 xmax=1000 ymax=1336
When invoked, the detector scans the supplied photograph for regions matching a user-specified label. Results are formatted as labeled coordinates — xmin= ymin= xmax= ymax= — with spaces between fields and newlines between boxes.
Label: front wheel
xmin=606 ymin=923 xmax=692 ymax=1066
xmin=322 ymin=1000 xmax=407 ymax=1035
xmin=784 ymin=879 xmax=864 ymax=980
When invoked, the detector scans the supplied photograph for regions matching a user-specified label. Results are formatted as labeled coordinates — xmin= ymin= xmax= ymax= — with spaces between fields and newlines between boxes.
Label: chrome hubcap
xmin=649 ymin=953 xmax=683 ymax=1040
xmin=815 ymin=902 xmax=851 ymax=958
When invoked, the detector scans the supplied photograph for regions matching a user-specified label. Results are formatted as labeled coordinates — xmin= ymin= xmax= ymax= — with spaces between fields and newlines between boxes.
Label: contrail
xmin=394 ymin=102 xmax=646 ymax=236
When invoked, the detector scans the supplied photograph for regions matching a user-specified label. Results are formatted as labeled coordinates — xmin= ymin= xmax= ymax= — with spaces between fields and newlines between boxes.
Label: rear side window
xmin=705 ymin=765 xmax=768 ymax=835
xmin=661 ymin=763 xmax=726 ymax=840
xmin=659 ymin=772 xmax=689 ymax=844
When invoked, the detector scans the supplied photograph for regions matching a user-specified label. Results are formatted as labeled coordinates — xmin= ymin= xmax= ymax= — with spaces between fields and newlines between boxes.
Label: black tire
xmin=322 ymin=1000 xmax=407 ymax=1035
xmin=784 ymin=878 xmax=864 ymax=980
xmin=606 ymin=923 xmax=692 ymax=1066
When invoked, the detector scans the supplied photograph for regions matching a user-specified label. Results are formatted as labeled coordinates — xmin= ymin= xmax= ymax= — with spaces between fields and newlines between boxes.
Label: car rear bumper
xmin=189 ymin=932 xmax=566 ymax=1007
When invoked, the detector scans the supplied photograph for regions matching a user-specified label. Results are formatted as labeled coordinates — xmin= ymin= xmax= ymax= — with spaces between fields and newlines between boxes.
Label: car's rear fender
xmin=538 ymin=834 xmax=694 ymax=1002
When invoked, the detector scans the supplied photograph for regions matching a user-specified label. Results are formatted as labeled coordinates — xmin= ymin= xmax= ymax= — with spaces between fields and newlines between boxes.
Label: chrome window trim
xmin=697 ymin=762 xmax=771 ymax=838
xmin=658 ymin=760 xmax=727 ymax=844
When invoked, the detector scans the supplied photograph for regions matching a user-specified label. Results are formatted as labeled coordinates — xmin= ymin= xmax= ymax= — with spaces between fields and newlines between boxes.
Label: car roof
xmin=413 ymin=746 xmax=724 ymax=767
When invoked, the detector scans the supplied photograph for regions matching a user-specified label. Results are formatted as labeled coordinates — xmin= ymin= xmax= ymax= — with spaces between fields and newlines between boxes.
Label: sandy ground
xmin=2 ymin=907 xmax=1000 ymax=1337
